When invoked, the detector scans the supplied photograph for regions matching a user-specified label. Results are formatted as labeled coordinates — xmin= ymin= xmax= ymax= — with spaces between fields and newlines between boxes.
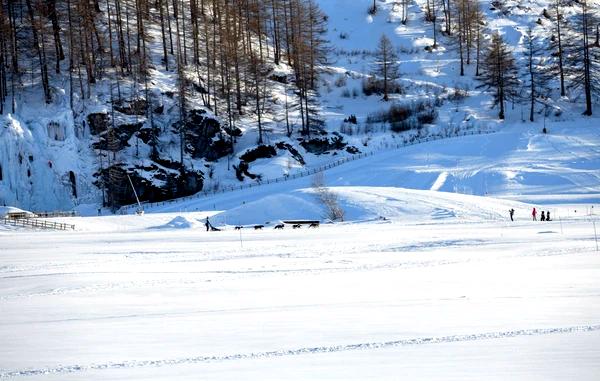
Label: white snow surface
xmin=1 ymin=206 xmax=600 ymax=380
xmin=0 ymin=207 xmax=35 ymax=219
xmin=2 ymin=0 xmax=600 ymax=378
xmin=158 ymin=216 xmax=201 ymax=230
xmin=2 ymin=121 xmax=600 ymax=379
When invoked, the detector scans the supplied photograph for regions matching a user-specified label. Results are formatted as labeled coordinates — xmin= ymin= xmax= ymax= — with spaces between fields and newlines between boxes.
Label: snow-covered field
xmin=2 ymin=0 xmax=600 ymax=377
xmin=1 ymin=207 xmax=600 ymax=380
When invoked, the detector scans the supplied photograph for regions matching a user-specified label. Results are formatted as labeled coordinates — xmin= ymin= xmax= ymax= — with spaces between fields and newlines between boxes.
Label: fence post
xmin=559 ymin=216 xmax=564 ymax=234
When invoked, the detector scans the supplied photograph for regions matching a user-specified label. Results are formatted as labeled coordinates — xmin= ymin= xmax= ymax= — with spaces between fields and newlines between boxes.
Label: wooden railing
xmin=1 ymin=218 xmax=75 ymax=231
xmin=32 ymin=211 xmax=78 ymax=218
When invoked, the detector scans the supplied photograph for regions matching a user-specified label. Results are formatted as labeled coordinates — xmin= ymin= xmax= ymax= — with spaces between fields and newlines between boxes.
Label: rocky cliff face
xmin=86 ymin=103 xmax=240 ymax=209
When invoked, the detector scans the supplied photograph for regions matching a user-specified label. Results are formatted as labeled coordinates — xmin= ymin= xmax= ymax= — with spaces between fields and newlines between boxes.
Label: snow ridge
xmin=2 ymin=324 xmax=599 ymax=378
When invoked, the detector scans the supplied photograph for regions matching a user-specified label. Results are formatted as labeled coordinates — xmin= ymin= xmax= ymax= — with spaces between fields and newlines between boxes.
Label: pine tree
xmin=25 ymin=0 xmax=52 ymax=103
xmin=450 ymin=0 xmax=483 ymax=75
xmin=564 ymin=0 xmax=599 ymax=116
xmin=550 ymin=0 xmax=567 ymax=97
xmin=373 ymin=34 xmax=400 ymax=101
xmin=247 ymin=50 xmax=270 ymax=144
xmin=478 ymin=32 xmax=519 ymax=119
xmin=470 ymin=2 xmax=486 ymax=76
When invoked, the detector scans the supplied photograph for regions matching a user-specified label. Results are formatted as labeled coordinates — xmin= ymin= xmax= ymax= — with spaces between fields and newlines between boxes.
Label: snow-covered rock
xmin=0 ymin=206 xmax=35 ymax=219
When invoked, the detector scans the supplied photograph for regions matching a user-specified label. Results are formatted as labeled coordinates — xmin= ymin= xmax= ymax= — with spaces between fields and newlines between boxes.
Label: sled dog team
xmin=204 ymin=217 xmax=319 ymax=231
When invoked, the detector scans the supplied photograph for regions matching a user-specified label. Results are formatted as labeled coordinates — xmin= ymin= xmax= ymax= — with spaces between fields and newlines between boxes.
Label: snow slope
xmin=142 ymin=120 xmax=600 ymax=224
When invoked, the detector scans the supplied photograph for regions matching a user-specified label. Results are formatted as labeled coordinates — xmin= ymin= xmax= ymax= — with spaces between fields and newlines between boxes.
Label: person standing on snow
xmin=532 ymin=207 xmax=537 ymax=221
xmin=509 ymin=208 xmax=515 ymax=221
xmin=546 ymin=211 xmax=551 ymax=221
xmin=541 ymin=211 xmax=546 ymax=221
xmin=205 ymin=217 xmax=210 ymax=232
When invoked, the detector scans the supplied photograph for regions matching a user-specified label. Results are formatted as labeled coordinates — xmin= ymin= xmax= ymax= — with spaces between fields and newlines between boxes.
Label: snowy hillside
xmin=1 ymin=0 xmax=598 ymax=212
xmin=133 ymin=120 xmax=600 ymax=225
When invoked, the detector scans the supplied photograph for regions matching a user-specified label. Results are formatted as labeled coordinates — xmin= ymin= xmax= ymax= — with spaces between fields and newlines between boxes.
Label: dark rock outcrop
xmin=137 ymin=127 xmax=160 ymax=145
xmin=275 ymin=142 xmax=306 ymax=165
xmin=300 ymin=134 xmax=347 ymax=155
xmin=114 ymin=98 xmax=148 ymax=116
xmin=96 ymin=163 xmax=203 ymax=207
xmin=233 ymin=161 xmax=260 ymax=182
xmin=87 ymin=113 xmax=110 ymax=135
xmin=269 ymin=74 xmax=288 ymax=84
xmin=92 ymin=122 xmax=143 ymax=152
xmin=346 ymin=146 xmax=360 ymax=154
xmin=240 ymin=145 xmax=277 ymax=163
xmin=68 ymin=171 xmax=77 ymax=198
xmin=183 ymin=109 xmax=233 ymax=161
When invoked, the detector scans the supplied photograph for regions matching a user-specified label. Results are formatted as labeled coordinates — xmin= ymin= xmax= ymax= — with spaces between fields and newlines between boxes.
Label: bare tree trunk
xmin=475 ymin=21 xmax=481 ymax=75
xmin=165 ymin=0 xmax=174 ymax=54
xmin=47 ymin=0 xmax=65 ymax=73
xmin=555 ymin=0 xmax=566 ymax=97
xmin=67 ymin=0 xmax=75 ymax=110
xmin=106 ymin=0 xmax=116 ymax=67
xmin=25 ymin=0 xmax=52 ymax=103
xmin=159 ymin=0 xmax=169 ymax=70
xmin=432 ymin=0 xmax=437 ymax=48
xmin=114 ymin=0 xmax=128 ymax=72
xmin=581 ymin=0 xmax=592 ymax=115
xmin=458 ymin=0 xmax=464 ymax=76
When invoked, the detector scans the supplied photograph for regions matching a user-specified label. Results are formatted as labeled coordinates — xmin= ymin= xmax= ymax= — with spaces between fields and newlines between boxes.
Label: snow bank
xmin=212 ymin=193 xmax=323 ymax=226
xmin=0 ymin=206 xmax=35 ymax=219
xmin=209 ymin=186 xmax=530 ymax=225
xmin=154 ymin=216 xmax=200 ymax=230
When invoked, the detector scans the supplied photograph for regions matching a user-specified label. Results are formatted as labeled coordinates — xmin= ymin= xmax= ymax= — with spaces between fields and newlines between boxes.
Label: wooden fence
xmin=1 ymin=218 xmax=75 ymax=231
xmin=32 ymin=211 xmax=78 ymax=218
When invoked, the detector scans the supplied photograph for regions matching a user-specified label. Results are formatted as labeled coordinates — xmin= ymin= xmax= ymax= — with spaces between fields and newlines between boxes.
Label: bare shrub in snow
xmin=312 ymin=172 xmax=345 ymax=222
xmin=362 ymin=77 xmax=402 ymax=97
xmin=368 ymin=2 xmax=378 ymax=15
xmin=210 ymin=180 xmax=220 ymax=192
xmin=340 ymin=122 xmax=354 ymax=135
xmin=334 ymin=75 xmax=348 ymax=88
xmin=366 ymin=100 xmax=438 ymax=132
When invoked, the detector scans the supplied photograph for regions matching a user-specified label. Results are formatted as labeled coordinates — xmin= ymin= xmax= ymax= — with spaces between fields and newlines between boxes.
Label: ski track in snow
xmin=430 ymin=172 xmax=449 ymax=191
xmin=2 ymin=325 xmax=599 ymax=379
xmin=1 ymin=244 xmax=593 ymax=301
